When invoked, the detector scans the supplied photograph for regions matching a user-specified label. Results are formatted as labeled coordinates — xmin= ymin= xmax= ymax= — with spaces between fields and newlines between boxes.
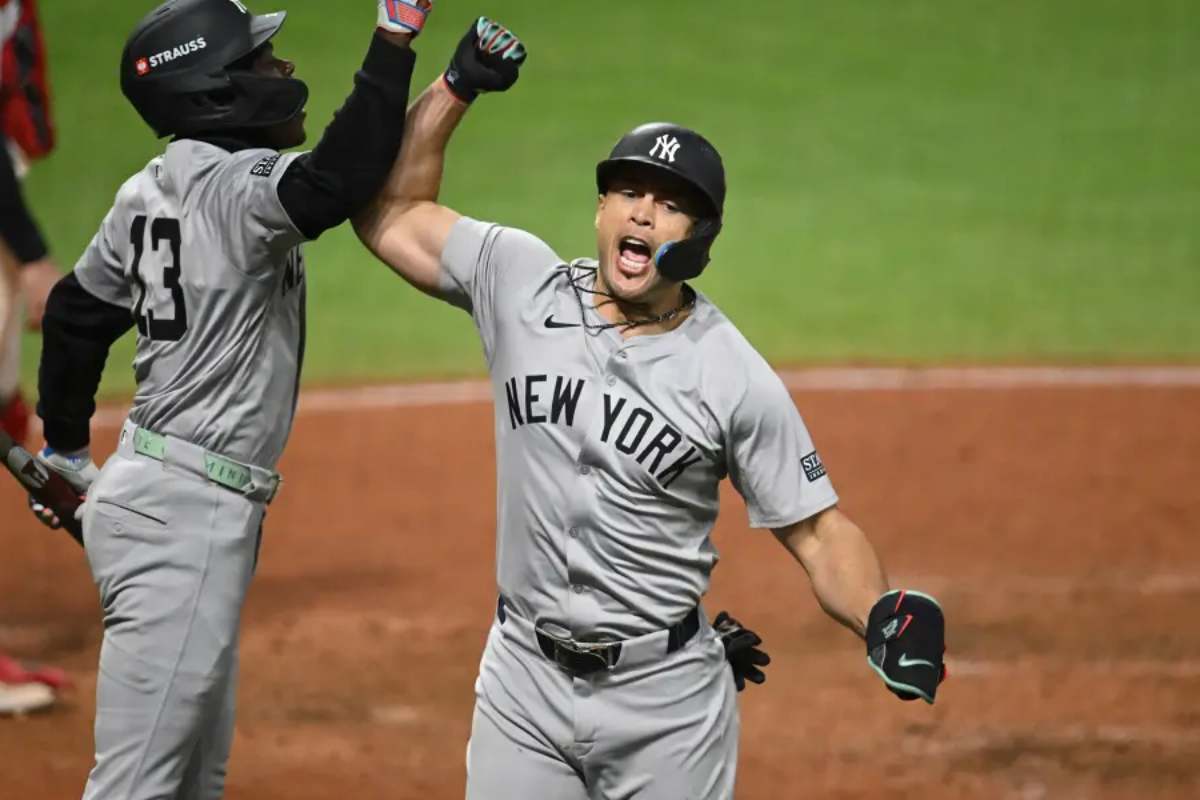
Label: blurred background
xmin=15 ymin=0 xmax=1199 ymax=393
xmin=2 ymin=2 xmax=1198 ymax=799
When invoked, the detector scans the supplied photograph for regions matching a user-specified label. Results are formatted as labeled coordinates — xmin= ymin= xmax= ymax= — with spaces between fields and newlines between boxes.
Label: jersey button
xmin=573 ymin=584 xmax=586 ymax=594
xmin=606 ymin=375 xmax=616 ymax=386
xmin=579 ymin=465 xmax=591 ymax=475
xmin=569 ymin=527 xmax=579 ymax=538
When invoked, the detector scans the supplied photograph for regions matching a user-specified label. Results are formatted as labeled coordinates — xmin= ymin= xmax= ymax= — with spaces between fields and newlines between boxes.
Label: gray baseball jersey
xmin=72 ymin=139 xmax=308 ymax=799
xmin=74 ymin=139 xmax=308 ymax=469
xmin=439 ymin=217 xmax=839 ymax=639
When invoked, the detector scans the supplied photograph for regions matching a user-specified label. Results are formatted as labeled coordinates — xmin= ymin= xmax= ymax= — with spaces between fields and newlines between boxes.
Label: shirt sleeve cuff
xmin=747 ymin=491 xmax=840 ymax=530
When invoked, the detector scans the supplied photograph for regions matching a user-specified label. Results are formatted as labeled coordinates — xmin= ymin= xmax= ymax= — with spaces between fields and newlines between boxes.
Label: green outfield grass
xmin=16 ymin=0 xmax=1200 ymax=397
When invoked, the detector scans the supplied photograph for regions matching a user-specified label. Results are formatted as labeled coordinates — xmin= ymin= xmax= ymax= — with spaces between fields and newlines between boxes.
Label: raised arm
xmin=354 ymin=17 xmax=526 ymax=295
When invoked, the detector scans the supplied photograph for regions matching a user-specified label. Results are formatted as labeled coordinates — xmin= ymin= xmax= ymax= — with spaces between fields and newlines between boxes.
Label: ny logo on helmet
xmin=649 ymin=134 xmax=681 ymax=164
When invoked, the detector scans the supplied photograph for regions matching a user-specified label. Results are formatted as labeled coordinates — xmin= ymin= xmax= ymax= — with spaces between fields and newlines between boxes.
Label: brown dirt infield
xmin=2 ymin=383 xmax=1198 ymax=799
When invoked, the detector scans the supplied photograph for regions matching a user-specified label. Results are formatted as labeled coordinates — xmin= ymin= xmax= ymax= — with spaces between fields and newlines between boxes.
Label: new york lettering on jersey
xmin=503 ymin=373 xmax=705 ymax=490
xmin=440 ymin=218 xmax=839 ymax=636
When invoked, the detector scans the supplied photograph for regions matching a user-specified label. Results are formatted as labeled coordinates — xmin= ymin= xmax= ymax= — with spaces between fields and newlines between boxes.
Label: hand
xmin=20 ymin=258 xmax=61 ymax=330
xmin=866 ymin=590 xmax=947 ymax=704
xmin=443 ymin=17 xmax=528 ymax=104
xmin=28 ymin=446 xmax=98 ymax=530
xmin=713 ymin=610 xmax=771 ymax=692
xmin=377 ymin=0 xmax=433 ymax=37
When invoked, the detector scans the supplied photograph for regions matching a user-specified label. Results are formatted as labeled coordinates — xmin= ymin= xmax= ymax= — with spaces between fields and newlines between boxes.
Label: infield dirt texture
xmin=2 ymin=371 xmax=1199 ymax=798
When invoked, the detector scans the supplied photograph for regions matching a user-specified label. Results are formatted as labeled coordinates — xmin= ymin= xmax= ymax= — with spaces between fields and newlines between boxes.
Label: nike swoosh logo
xmin=897 ymin=653 xmax=937 ymax=670
xmin=544 ymin=315 xmax=581 ymax=329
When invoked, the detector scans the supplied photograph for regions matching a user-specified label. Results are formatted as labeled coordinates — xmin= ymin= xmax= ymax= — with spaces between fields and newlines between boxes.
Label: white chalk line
xmin=86 ymin=366 xmax=1200 ymax=429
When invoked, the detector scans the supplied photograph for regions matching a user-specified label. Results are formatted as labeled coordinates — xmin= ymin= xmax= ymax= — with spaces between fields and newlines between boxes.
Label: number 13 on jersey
xmin=130 ymin=215 xmax=189 ymax=342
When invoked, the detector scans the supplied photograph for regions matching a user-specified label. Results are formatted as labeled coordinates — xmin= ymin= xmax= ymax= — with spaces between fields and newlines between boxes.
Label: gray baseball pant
xmin=79 ymin=425 xmax=267 ymax=800
xmin=466 ymin=604 xmax=739 ymax=800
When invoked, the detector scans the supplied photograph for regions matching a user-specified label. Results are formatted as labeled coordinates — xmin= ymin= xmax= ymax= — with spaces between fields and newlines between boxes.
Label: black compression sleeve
xmin=0 ymin=135 xmax=49 ymax=264
xmin=37 ymin=273 xmax=134 ymax=450
xmin=277 ymin=33 xmax=416 ymax=240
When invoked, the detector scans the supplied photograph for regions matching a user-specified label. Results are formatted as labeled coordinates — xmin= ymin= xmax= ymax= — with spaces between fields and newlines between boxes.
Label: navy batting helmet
xmin=596 ymin=122 xmax=726 ymax=281
xmin=120 ymin=0 xmax=308 ymax=139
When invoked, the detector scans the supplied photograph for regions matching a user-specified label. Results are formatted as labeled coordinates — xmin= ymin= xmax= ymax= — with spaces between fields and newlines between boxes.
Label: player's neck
xmin=592 ymin=277 xmax=694 ymax=338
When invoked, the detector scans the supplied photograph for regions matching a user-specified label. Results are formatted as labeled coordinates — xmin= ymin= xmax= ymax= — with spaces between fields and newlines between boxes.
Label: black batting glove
xmin=443 ymin=17 xmax=527 ymax=104
xmin=866 ymin=590 xmax=947 ymax=704
xmin=714 ymin=611 xmax=771 ymax=692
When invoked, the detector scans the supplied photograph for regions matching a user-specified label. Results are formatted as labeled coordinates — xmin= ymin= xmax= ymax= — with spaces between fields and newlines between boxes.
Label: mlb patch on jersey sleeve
xmin=801 ymin=451 xmax=827 ymax=482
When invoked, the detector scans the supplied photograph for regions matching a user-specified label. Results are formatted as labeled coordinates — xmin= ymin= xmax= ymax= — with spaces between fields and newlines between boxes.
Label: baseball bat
xmin=0 ymin=428 xmax=84 ymax=547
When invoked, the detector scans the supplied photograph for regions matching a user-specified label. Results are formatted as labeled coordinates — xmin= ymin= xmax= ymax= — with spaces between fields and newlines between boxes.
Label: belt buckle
xmin=554 ymin=639 xmax=617 ymax=675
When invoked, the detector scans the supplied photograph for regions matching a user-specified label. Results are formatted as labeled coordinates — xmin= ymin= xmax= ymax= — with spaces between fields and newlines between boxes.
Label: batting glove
xmin=377 ymin=0 xmax=433 ymax=37
xmin=866 ymin=589 xmax=947 ymax=704
xmin=714 ymin=611 xmax=771 ymax=691
xmin=443 ymin=17 xmax=527 ymax=104
xmin=28 ymin=446 xmax=97 ymax=530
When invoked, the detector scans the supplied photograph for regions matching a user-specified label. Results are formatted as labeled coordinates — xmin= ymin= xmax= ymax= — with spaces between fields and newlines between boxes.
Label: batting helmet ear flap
xmin=654 ymin=217 xmax=721 ymax=282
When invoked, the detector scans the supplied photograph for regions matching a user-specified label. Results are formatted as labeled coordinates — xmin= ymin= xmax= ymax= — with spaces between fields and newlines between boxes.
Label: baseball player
xmin=0 ymin=0 xmax=59 ymax=448
xmin=355 ymin=21 xmax=948 ymax=799
xmin=29 ymin=0 xmax=434 ymax=796
xmin=0 ymin=0 xmax=66 ymax=717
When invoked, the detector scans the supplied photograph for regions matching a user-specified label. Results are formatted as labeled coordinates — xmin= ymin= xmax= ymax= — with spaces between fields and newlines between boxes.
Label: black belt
xmin=497 ymin=597 xmax=701 ymax=676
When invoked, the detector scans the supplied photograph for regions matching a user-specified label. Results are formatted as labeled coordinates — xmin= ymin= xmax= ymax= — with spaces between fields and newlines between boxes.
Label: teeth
xmin=619 ymin=254 xmax=648 ymax=272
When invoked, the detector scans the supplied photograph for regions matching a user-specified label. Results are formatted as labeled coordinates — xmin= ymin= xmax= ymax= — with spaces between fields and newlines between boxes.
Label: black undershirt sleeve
xmin=277 ymin=33 xmax=416 ymax=240
xmin=37 ymin=273 xmax=134 ymax=451
xmin=0 ymin=134 xmax=49 ymax=263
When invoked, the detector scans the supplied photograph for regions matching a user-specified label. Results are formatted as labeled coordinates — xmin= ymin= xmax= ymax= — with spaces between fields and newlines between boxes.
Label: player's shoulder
xmin=690 ymin=296 xmax=769 ymax=371
xmin=159 ymin=140 xmax=298 ymax=196
xmin=463 ymin=217 xmax=560 ymax=260
xmin=689 ymin=297 xmax=788 ymax=408
xmin=104 ymin=141 xmax=229 ymax=213
xmin=106 ymin=153 xmax=167 ymax=216
xmin=451 ymin=217 xmax=565 ymax=279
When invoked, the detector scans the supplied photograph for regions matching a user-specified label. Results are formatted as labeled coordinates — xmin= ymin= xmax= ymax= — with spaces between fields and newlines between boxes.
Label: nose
xmin=278 ymin=58 xmax=296 ymax=78
xmin=629 ymin=194 xmax=654 ymax=228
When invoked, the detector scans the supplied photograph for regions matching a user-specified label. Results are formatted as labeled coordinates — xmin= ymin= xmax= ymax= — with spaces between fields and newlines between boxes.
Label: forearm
xmin=37 ymin=273 xmax=133 ymax=450
xmin=353 ymin=78 xmax=469 ymax=260
xmin=810 ymin=520 xmax=889 ymax=636
xmin=277 ymin=32 xmax=417 ymax=239
xmin=372 ymin=14 xmax=526 ymax=210
xmin=780 ymin=509 xmax=889 ymax=637
xmin=352 ymin=16 xmax=524 ymax=287
xmin=383 ymin=79 xmax=470 ymax=207
xmin=0 ymin=136 xmax=49 ymax=264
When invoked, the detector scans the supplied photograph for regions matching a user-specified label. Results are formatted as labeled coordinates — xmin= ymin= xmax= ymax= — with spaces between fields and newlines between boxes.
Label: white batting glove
xmin=377 ymin=0 xmax=433 ymax=36
xmin=28 ymin=446 xmax=98 ymax=530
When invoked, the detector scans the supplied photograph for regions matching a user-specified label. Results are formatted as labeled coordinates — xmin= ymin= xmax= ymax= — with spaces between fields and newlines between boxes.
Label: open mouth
xmin=617 ymin=236 xmax=653 ymax=277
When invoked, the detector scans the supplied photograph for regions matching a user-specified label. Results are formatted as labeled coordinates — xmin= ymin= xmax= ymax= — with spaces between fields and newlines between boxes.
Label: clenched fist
xmin=443 ymin=17 xmax=528 ymax=104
